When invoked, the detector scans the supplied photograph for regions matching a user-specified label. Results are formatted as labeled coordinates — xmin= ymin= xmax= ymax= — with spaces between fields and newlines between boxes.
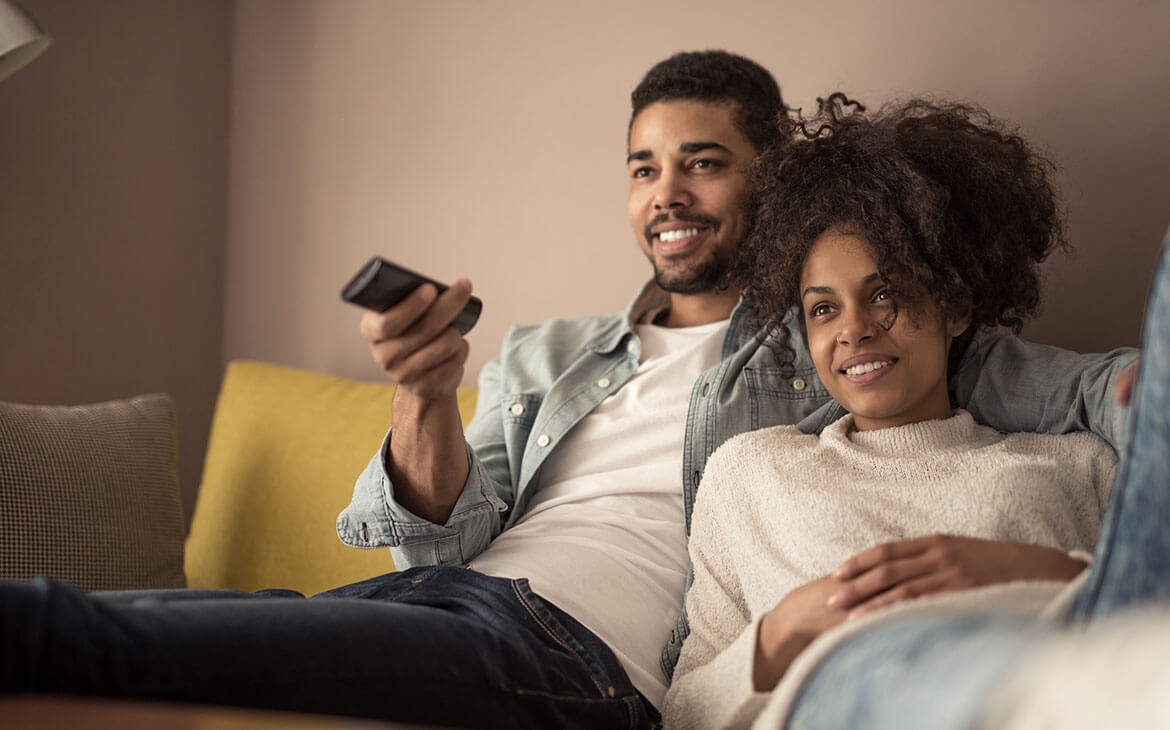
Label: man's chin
xmin=653 ymin=266 xmax=728 ymax=295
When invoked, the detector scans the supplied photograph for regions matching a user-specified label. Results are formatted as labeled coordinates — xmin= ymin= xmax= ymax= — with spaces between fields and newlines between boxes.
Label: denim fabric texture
xmin=1075 ymin=232 xmax=1170 ymax=617
xmin=787 ymin=231 xmax=1170 ymax=730
xmin=338 ymin=279 xmax=1137 ymax=677
xmin=788 ymin=614 xmax=1034 ymax=730
xmin=0 ymin=566 xmax=655 ymax=729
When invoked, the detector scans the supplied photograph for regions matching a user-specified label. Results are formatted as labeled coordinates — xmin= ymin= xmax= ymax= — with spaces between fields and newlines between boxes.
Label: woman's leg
xmin=1073 ymin=233 xmax=1170 ymax=617
xmin=787 ymin=613 xmax=1034 ymax=730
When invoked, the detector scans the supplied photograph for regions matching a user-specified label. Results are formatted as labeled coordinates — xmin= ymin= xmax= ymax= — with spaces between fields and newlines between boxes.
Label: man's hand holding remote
xmin=359 ymin=278 xmax=476 ymax=525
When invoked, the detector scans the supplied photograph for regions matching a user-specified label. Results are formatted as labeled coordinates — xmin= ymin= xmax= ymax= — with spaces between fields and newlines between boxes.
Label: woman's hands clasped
xmin=827 ymin=535 xmax=1088 ymax=619
xmin=755 ymin=535 xmax=1087 ymax=692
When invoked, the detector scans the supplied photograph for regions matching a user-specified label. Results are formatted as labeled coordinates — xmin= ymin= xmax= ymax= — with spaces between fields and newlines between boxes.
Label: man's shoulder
xmin=499 ymin=312 xmax=629 ymax=357
xmin=484 ymin=312 xmax=631 ymax=394
xmin=504 ymin=312 xmax=626 ymax=342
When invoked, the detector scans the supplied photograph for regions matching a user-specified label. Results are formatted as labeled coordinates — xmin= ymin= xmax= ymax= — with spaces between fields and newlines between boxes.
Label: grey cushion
xmin=0 ymin=393 xmax=186 ymax=590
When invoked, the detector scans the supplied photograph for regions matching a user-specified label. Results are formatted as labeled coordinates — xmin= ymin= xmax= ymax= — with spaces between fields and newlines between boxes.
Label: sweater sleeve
xmin=663 ymin=438 xmax=771 ymax=730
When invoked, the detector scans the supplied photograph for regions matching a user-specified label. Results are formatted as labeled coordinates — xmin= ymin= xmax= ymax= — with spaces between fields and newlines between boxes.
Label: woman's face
xmin=800 ymin=229 xmax=966 ymax=431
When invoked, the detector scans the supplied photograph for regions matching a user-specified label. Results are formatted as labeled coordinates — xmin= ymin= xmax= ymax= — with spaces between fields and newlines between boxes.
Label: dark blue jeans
xmin=0 ymin=566 xmax=656 ymax=729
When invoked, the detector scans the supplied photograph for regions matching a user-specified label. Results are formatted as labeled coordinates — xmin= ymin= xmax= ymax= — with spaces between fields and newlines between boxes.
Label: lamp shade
xmin=0 ymin=0 xmax=50 ymax=82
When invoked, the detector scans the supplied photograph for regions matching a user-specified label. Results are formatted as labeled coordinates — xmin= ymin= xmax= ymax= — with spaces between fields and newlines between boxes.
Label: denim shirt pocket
xmin=743 ymin=364 xmax=829 ymax=430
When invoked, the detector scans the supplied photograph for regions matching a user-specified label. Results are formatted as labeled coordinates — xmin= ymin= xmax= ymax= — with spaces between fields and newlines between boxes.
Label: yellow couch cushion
xmin=185 ymin=360 xmax=478 ymax=595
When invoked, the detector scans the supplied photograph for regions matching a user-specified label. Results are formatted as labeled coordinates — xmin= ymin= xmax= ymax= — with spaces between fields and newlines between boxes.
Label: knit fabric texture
xmin=665 ymin=410 xmax=1117 ymax=729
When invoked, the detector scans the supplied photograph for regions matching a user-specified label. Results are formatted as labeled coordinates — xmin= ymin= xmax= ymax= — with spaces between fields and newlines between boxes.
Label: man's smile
xmin=646 ymin=215 xmax=721 ymax=256
xmin=658 ymin=227 xmax=701 ymax=243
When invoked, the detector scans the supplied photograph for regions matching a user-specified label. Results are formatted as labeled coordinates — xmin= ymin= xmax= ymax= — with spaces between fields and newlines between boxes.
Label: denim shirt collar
xmin=586 ymin=279 xmax=757 ymax=355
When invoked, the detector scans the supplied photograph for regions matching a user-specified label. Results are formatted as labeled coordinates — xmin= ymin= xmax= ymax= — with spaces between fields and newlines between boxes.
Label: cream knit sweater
xmin=663 ymin=410 xmax=1117 ymax=730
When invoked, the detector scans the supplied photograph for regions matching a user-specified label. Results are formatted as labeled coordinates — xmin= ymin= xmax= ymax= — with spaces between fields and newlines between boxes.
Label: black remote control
xmin=341 ymin=257 xmax=482 ymax=335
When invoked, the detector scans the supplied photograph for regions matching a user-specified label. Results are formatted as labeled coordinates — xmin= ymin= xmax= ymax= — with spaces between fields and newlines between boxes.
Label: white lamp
xmin=0 ymin=0 xmax=49 ymax=82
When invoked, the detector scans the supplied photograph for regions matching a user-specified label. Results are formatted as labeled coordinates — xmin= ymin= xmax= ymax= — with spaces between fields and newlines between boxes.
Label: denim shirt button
xmin=597 ymin=378 xmax=611 ymax=388
xmin=509 ymin=403 xmax=524 ymax=415
xmin=537 ymin=434 xmax=551 ymax=447
xmin=792 ymin=378 xmax=807 ymax=391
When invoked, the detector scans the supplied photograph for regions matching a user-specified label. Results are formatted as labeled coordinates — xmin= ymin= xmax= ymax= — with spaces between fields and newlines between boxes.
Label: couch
xmin=0 ymin=359 xmax=479 ymax=595
xmin=5 ymin=359 xmax=1170 ymax=727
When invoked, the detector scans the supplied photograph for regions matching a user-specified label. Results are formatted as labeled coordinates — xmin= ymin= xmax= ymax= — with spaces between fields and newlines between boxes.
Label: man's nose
xmin=653 ymin=169 xmax=694 ymax=210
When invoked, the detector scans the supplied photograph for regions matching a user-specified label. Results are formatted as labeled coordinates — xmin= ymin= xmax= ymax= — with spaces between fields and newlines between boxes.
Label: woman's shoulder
xmin=712 ymin=424 xmax=819 ymax=463
xmin=703 ymin=426 xmax=820 ymax=490
xmin=695 ymin=425 xmax=820 ymax=527
xmin=996 ymin=427 xmax=1117 ymax=462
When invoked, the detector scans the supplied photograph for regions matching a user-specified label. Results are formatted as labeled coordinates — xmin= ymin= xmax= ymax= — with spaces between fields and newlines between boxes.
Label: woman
xmin=663 ymin=97 xmax=1165 ymax=728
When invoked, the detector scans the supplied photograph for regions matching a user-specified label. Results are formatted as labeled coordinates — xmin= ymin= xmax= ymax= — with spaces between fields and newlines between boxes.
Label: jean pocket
xmin=509 ymin=579 xmax=623 ymax=696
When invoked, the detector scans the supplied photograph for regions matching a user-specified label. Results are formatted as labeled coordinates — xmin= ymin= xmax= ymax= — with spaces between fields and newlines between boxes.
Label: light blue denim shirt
xmin=338 ymin=280 xmax=1138 ymax=679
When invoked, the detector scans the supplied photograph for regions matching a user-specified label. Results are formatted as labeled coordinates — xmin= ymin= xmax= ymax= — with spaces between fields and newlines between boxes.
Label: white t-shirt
xmin=470 ymin=317 xmax=729 ymax=708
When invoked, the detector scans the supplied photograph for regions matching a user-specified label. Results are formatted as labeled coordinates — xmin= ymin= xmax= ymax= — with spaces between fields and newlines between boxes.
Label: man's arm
xmin=361 ymin=279 xmax=474 ymax=523
xmin=338 ymin=279 xmax=511 ymax=567
xmin=952 ymin=329 xmax=1139 ymax=450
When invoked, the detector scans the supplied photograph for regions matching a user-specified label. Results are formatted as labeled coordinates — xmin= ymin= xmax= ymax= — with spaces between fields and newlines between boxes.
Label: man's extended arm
xmin=952 ymin=328 xmax=1139 ymax=450
xmin=337 ymin=279 xmax=511 ymax=567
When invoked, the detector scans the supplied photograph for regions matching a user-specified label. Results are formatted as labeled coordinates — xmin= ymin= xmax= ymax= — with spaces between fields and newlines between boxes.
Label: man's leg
xmin=1 ymin=567 xmax=653 ymax=729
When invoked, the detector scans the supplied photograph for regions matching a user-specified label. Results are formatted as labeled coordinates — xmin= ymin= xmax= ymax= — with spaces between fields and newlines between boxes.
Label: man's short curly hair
xmin=630 ymin=50 xmax=785 ymax=153
xmin=735 ymin=94 xmax=1067 ymax=374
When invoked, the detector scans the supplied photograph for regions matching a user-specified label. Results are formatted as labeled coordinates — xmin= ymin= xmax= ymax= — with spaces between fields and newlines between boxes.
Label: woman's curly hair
xmin=734 ymin=94 xmax=1067 ymax=375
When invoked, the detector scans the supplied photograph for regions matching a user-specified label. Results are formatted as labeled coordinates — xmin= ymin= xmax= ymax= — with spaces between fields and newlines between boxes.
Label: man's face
xmin=627 ymin=100 xmax=756 ymax=295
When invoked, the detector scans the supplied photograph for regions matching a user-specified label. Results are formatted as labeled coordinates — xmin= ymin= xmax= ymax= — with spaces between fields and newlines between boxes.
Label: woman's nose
xmin=836 ymin=308 xmax=876 ymax=346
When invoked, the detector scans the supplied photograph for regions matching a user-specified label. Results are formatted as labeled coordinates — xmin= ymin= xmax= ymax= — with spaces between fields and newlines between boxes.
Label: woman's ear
xmin=947 ymin=311 xmax=972 ymax=338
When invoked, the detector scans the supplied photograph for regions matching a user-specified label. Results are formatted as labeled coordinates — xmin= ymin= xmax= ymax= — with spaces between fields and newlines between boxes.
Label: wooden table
xmin=0 ymin=696 xmax=446 ymax=729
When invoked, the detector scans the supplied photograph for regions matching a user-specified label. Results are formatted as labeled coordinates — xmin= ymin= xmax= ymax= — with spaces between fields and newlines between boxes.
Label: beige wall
xmin=228 ymin=0 xmax=1170 ymax=391
xmin=3 ymin=1 xmax=1167 ymax=526
xmin=0 ymin=0 xmax=232 ymax=524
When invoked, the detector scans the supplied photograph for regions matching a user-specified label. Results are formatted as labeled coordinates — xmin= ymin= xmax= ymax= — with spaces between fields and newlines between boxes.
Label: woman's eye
xmin=873 ymin=288 xmax=890 ymax=303
xmin=809 ymin=303 xmax=833 ymax=318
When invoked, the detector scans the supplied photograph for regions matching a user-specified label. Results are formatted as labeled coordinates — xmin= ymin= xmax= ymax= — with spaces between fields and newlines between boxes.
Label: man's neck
xmin=660 ymin=289 xmax=740 ymax=328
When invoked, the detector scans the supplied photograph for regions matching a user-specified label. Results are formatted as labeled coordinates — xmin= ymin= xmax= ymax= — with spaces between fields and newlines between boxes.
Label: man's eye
xmin=632 ymin=167 xmax=654 ymax=179
xmin=691 ymin=159 xmax=722 ymax=170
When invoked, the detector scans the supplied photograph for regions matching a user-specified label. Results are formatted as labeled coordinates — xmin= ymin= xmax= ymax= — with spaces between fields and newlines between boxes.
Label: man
xmin=340 ymin=49 xmax=1135 ymax=721
xmin=0 ymin=51 xmax=1136 ymax=729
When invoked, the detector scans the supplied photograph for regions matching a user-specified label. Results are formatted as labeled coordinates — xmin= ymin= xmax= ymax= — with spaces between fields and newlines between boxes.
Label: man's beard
xmin=651 ymin=246 xmax=733 ymax=294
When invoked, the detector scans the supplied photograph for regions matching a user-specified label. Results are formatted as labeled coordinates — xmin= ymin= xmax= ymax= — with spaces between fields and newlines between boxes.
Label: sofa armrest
xmin=185 ymin=359 xmax=477 ymax=595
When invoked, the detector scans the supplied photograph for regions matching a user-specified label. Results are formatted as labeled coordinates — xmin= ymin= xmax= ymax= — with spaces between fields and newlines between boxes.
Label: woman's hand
xmin=827 ymin=535 xmax=1088 ymax=619
xmin=755 ymin=575 xmax=849 ymax=692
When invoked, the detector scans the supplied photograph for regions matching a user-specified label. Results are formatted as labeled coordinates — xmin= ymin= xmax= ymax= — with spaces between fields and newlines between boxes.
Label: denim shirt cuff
xmin=336 ymin=430 xmax=505 ymax=565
